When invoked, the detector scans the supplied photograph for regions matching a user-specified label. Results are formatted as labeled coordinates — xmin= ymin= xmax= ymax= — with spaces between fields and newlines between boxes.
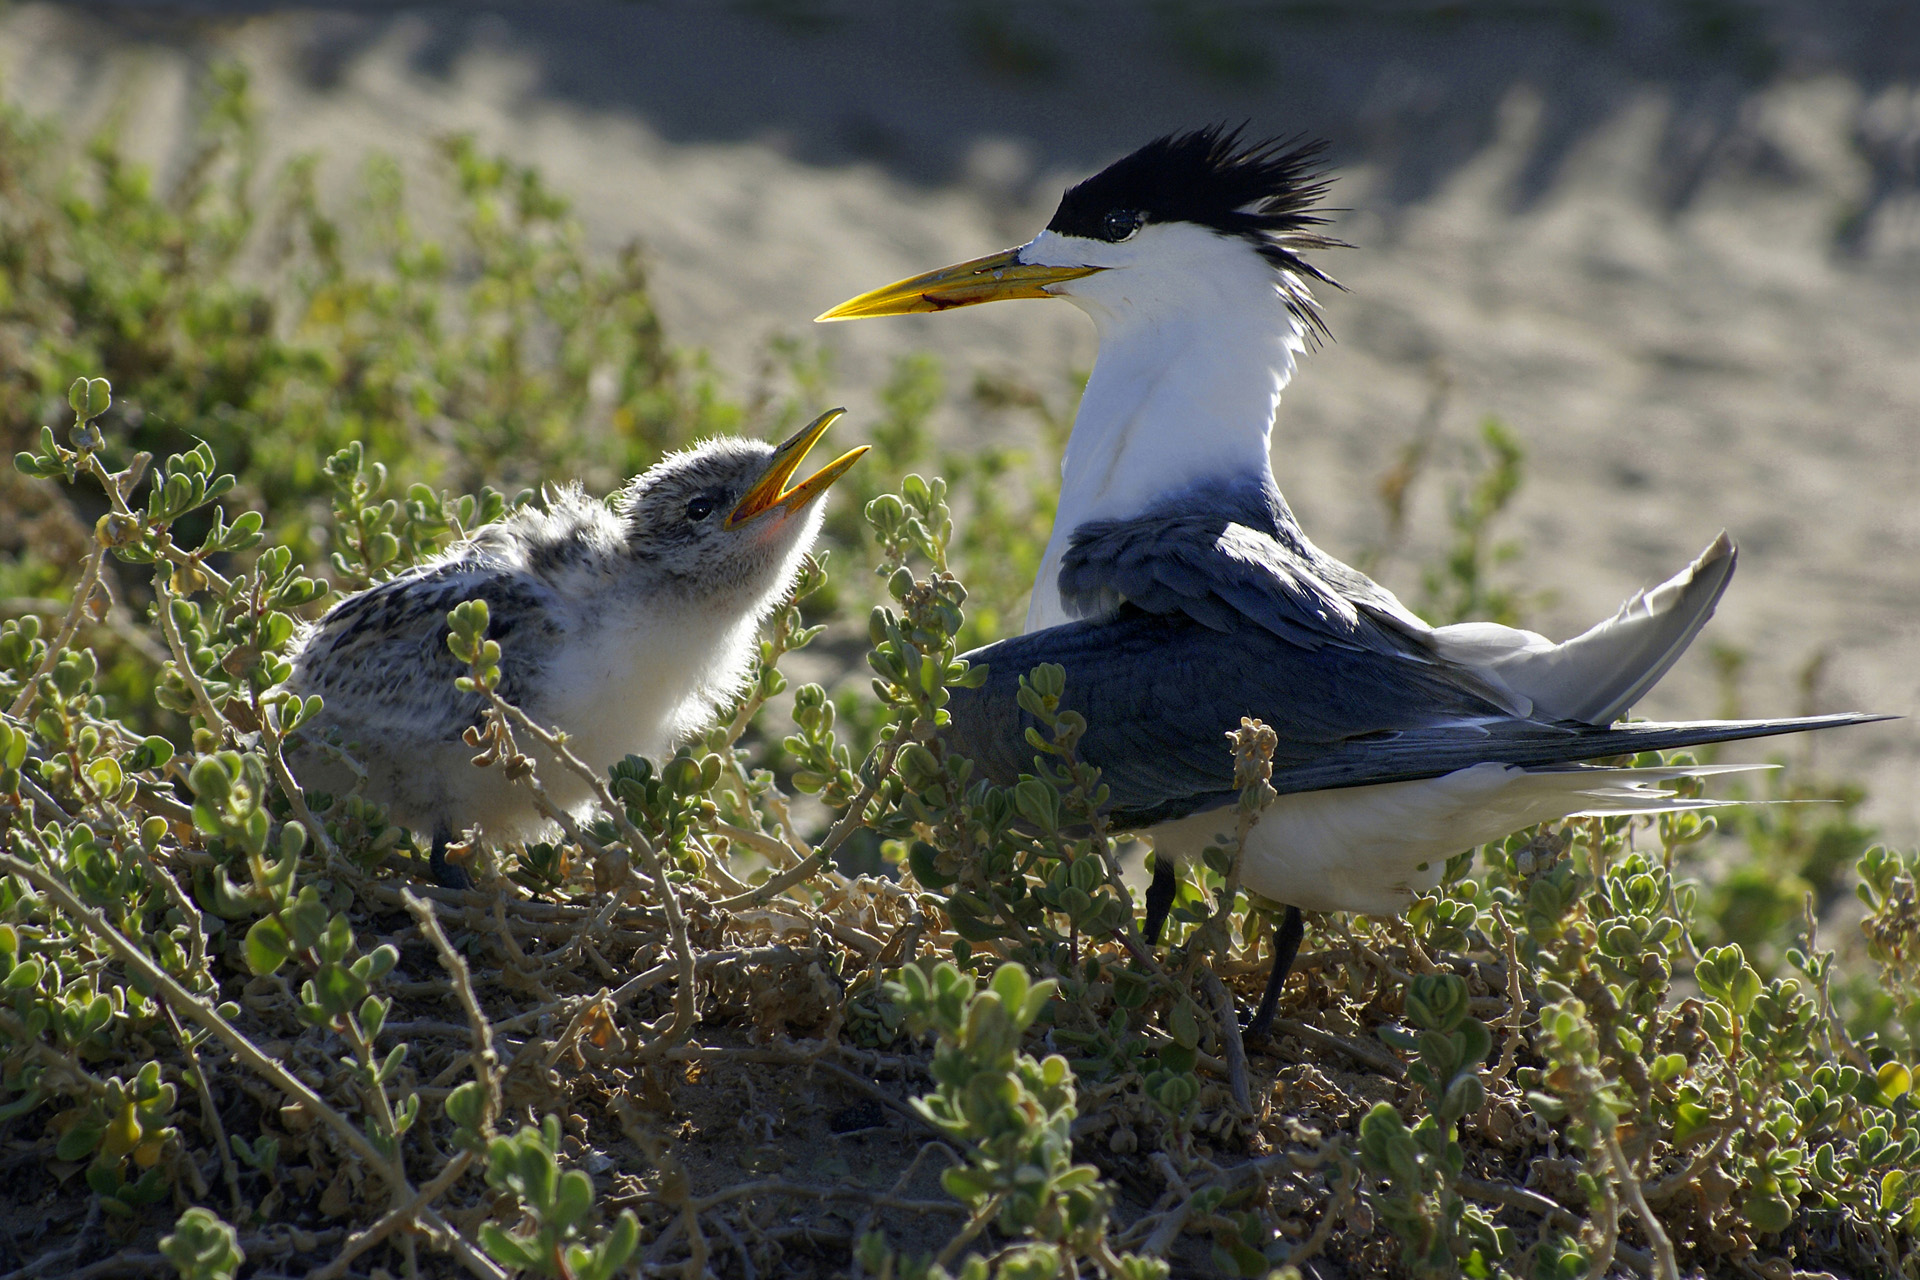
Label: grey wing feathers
xmin=1057 ymin=514 xmax=1414 ymax=653
xmin=974 ymin=507 xmax=1879 ymax=831
xmin=290 ymin=558 xmax=558 ymax=745
xmin=943 ymin=605 xmax=1508 ymax=821
xmin=941 ymin=606 xmax=1887 ymax=829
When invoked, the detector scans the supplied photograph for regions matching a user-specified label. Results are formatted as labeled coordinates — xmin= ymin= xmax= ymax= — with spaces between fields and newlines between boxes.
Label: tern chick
xmin=284 ymin=409 xmax=866 ymax=885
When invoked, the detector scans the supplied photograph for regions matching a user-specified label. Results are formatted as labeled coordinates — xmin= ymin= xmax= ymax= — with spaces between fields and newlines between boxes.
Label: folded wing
xmin=943 ymin=604 xmax=1880 ymax=828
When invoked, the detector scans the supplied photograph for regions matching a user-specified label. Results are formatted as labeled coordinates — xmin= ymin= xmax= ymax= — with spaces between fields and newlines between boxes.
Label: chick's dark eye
xmin=1103 ymin=209 xmax=1143 ymax=242
xmin=685 ymin=496 xmax=716 ymax=523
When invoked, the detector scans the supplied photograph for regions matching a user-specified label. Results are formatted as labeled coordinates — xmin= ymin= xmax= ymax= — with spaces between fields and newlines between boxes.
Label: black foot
xmin=429 ymin=825 xmax=472 ymax=890
xmin=1142 ymin=855 xmax=1177 ymax=946
xmin=1245 ymin=905 xmax=1304 ymax=1042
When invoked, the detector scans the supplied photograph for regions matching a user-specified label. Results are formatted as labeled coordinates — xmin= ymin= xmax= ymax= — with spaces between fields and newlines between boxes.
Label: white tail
xmin=1429 ymin=532 xmax=1736 ymax=724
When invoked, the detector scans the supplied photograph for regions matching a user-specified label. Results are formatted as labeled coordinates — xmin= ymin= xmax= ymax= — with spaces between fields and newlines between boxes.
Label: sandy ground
xmin=3 ymin=2 xmax=1916 ymax=840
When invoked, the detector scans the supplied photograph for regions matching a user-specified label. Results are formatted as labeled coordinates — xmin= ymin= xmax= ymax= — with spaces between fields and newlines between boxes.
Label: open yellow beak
xmin=725 ymin=408 xmax=869 ymax=529
xmin=815 ymin=246 xmax=1104 ymax=321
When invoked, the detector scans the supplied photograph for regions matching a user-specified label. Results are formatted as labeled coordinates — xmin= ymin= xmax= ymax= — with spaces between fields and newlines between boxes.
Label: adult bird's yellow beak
xmin=725 ymin=408 xmax=869 ymax=529
xmin=815 ymin=246 xmax=1104 ymax=321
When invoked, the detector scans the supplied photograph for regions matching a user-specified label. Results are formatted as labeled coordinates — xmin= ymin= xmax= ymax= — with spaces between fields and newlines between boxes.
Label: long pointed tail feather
xmin=1268 ymin=711 xmax=1892 ymax=798
xmin=1533 ymin=762 xmax=1772 ymax=816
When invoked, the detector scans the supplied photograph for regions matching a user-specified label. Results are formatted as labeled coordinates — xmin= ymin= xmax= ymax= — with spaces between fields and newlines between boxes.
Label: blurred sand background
xmin=2 ymin=1 xmax=1916 ymax=841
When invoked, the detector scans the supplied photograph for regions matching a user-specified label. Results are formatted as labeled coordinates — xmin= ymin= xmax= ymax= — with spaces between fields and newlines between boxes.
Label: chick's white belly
xmin=527 ymin=609 xmax=757 ymax=782
xmin=288 ymin=735 xmax=567 ymax=843
xmin=530 ymin=645 xmax=677 ymax=777
xmin=290 ymin=610 xmax=754 ymax=843
xmin=291 ymin=684 xmax=678 ymax=845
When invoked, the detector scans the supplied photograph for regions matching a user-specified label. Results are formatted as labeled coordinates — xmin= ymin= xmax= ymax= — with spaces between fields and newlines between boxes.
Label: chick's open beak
xmin=815 ymin=247 xmax=1103 ymax=321
xmin=725 ymin=408 xmax=869 ymax=529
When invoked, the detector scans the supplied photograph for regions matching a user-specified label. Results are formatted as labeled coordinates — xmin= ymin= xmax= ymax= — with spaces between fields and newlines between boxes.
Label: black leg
xmin=1246 ymin=905 xmax=1304 ymax=1041
xmin=1142 ymin=855 xmax=1177 ymax=946
xmin=429 ymin=824 xmax=471 ymax=890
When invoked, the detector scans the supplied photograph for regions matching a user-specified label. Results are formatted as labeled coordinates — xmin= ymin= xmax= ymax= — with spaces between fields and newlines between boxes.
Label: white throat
xmin=1025 ymin=240 xmax=1310 ymax=631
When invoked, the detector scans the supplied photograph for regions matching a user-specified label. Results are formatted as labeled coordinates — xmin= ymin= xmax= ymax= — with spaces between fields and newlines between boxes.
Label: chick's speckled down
xmin=282 ymin=436 xmax=831 ymax=847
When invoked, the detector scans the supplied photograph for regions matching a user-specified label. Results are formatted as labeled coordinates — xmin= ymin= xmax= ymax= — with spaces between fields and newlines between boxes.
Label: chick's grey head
xmin=618 ymin=408 xmax=866 ymax=600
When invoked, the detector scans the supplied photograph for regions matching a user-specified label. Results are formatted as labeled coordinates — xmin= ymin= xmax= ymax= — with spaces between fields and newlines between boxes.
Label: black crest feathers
xmin=1046 ymin=125 xmax=1343 ymax=312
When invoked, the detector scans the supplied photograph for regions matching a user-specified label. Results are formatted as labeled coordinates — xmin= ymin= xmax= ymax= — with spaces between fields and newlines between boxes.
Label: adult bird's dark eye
xmin=686 ymin=497 xmax=715 ymax=522
xmin=1104 ymin=209 xmax=1143 ymax=242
